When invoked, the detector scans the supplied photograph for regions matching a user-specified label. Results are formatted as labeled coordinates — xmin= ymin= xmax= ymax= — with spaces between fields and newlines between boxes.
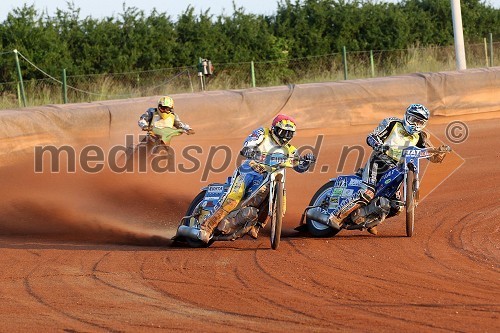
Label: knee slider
xmin=240 ymin=207 xmax=259 ymax=221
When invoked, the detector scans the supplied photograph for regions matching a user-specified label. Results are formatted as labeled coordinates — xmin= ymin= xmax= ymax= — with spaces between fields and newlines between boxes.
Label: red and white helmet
xmin=271 ymin=114 xmax=297 ymax=144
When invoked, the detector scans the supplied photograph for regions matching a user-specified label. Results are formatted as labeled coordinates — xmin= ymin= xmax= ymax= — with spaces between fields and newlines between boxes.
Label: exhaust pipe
xmin=175 ymin=225 xmax=201 ymax=240
xmin=306 ymin=209 xmax=340 ymax=230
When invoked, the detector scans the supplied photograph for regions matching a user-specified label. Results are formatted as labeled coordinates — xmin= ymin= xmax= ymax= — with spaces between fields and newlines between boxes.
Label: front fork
xmin=268 ymin=170 xmax=286 ymax=217
xmin=403 ymin=166 xmax=420 ymax=208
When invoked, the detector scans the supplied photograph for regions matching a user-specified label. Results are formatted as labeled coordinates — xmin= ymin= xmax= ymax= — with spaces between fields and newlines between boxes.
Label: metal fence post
xmin=251 ymin=61 xmax=256 ymax=88
xmin=197 ymin=57 xmax=205 ymax=91
xmin=483 ymin=38 xmax=489 ymax=67
xmin=17 ymin=83 xmax=22 ymax=107
xmin=62 ymin=68 xmax=68 ymax=104
xmin=370 ymin=50 xmax=375 ymax=77
xmin=342 ymin=46 xmax=348 ymax=80
xmin=489 ymin=32 xmax=494 ymax=67
xmin=14 ymin=49 xmax=26 ymax=107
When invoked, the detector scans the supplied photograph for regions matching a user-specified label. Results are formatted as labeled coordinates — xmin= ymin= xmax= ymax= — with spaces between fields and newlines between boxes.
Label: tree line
xmin=0 ymin=0 xmax=498 ymax=82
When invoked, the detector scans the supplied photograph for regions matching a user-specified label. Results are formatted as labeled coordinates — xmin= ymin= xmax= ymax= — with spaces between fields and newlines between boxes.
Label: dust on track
xmin=0 ymin=154 xmax=192 ymax=246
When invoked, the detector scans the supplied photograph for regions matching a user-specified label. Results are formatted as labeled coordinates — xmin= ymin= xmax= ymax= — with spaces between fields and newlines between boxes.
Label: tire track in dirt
xmin=450 ymin=208 xmax=500 ymax=266
xmin=91 ymin=251 xmax=153 ymax=299
xmin=23 ymin=255 xmax=120 ymax=332
xmin=288 ymin=243 xmax=454 ymax=331
xmin=134 ymin=248 xmax=321 ymax=332
xmin=285 ymin=219 xmax=499 ymax=331
xmin=423 ymin=208 xmax=500 ymax=298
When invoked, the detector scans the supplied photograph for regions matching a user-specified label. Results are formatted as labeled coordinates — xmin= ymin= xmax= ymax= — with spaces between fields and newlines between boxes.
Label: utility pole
xmin=451 ymin=0 xmax=466 ymax=70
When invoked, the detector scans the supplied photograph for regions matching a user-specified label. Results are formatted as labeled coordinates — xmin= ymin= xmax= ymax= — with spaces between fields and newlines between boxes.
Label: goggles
xmin=406 ymin=114 xmax=426 ymax=127
xmin=158 ymin=105 xmax=173 ymax=113
xmin=275 ymin=128 xmax=294 ymax=141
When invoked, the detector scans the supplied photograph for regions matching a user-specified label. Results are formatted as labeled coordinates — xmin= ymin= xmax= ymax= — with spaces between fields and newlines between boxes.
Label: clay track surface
xmin=0 ymin=117 xmax=499 ymax=332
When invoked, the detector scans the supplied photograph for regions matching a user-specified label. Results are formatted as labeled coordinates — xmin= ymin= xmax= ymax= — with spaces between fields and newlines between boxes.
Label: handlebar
xmin=251 ymin=152 xmax=316 ymax=167
xmin=397 ymin=145 xmax=452 ymax=160
xmin=143 ymin=126 xmax=194 ymax=135
xmin=382 ymin=144 xmax=452 ymax=154
xmin=431 ymin=145 xmax=452 ymax=153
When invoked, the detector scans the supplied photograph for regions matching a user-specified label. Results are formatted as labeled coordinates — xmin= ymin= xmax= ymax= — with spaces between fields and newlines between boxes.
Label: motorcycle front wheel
xmin=270 ymin=181 xmax=284 ymax=250
xmin=405 ymin=170 xmax=416 ymax=237
xmin=181 ymin=190 xmax=213 ymax=248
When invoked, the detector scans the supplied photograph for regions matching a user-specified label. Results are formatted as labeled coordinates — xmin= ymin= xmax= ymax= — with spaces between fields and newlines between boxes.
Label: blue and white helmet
xmin=404 ymin=104 xmax=429 ymax=134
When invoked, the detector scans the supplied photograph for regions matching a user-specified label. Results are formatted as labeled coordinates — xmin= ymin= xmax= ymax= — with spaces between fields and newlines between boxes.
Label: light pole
xmin=451 ymin=0 xmax=466 ymax=70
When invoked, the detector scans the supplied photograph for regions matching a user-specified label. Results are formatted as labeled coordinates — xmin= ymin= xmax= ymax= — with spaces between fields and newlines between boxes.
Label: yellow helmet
xmin=158 ymin=96 xmax=174 ymax=110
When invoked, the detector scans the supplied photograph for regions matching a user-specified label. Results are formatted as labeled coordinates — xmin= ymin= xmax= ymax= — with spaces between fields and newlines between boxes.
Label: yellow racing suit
xmin=198 ymin=127 xmax=311 ymax=242
xmin=138 ymin=108 xmax=191 ymax=144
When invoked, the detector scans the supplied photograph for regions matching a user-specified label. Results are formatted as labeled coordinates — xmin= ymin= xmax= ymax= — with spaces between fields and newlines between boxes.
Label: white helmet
xmin=404 ymin=104 xmax=429 ymax=134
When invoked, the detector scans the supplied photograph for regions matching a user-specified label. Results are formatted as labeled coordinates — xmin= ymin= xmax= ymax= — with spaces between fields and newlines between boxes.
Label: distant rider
xmin=329 ymin=103 xmax=446 ymax=235
xmin=197 ymin=114 xmax=316 ymax=243
xmin=138 ymin=96 xmax=194 ymax=144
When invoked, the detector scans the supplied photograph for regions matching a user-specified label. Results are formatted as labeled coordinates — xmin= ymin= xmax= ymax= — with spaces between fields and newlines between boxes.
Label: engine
xmin=351 ymin=197 xmax=391 ymax=225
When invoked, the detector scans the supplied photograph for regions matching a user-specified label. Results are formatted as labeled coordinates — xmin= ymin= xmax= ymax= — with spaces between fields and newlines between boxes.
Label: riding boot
xmin=329 ymin=201 xmax=364 ymax=228
xmin=248 ymin=225 xmax=260 ymax=239
xmin=198 ymin=196 xmax=240 ymax=243
xmin=198 ymin=209 xmax=227 ymax=243
xmin=329 ymin=180 xmax=375 ymax=228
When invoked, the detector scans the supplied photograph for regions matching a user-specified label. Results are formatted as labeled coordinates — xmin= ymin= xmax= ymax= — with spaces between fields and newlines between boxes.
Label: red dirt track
xmin=0 ymin=114 xmax=499 ymax=332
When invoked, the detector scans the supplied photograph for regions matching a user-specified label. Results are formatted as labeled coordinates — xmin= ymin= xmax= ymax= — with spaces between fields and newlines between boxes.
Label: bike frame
xmin=191 ymin=154 xmax=287 ymax=222
xmin=306 ymin=147 xmax=436 ymax=218
xmin=301 ymin=145 xmax=448 ymax=236
xmin=400 ymin=146 xmax=435 ymax=206
xmin=175 ymin=152 xmax=312 ymax=247
xmin=371 ymin=146 xmax=435 ymax=202
xmin=265 ymin=156 xmax=287 ymax=217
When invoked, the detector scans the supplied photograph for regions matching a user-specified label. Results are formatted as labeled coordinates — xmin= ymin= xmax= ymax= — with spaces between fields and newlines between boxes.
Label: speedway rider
xmin=138 ymin=96 xmax=194 ymax=142
xmin=329 ymin=104 xmax=447 ymax=235
xmin=197 ymin=114 xmax=316 ymax=243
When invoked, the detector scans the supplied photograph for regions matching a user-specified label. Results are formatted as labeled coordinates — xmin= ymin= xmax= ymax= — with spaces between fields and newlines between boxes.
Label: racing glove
xmin=138 ymin=118 xmax=149 ymax=130
xmin=430 ymin=145 xmax=450 ymax=163
xmin=181 ymin=124 xmax=195 ymax=134
xmin=240 ymin=147 xmax=257 ymax=159
xmin=374 ymin=144 xmax=390 ymax=153
xmin=299 ymin=153 xmax=316 ymax=169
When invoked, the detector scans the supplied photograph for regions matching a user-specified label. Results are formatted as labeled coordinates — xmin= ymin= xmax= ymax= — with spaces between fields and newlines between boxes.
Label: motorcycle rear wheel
xmin=181 ymin=190 xmax=213 ymax=248
xmin=270 ymin=182 xmax=284 ymax=250
xmin=405 ymin=170 xmax=416 ymax=237
xmin=118 ymin=138 xmax=147 ymax=169
xmin=306 ymin=182 xmax=340 ymax=237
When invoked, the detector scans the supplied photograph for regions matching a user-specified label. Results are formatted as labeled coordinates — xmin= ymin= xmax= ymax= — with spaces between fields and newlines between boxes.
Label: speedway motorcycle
xmin=122 ymin=126 xmax=193 ymax=167
xmin=297 ymin=145 xmax=451 ymax=237
xmin=174 ymin=152 xmax=312 ymax=249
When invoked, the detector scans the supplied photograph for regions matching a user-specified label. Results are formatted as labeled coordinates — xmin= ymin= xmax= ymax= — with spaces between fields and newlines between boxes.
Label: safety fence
xmin=0 ymin=41 xmax=498 ymax=109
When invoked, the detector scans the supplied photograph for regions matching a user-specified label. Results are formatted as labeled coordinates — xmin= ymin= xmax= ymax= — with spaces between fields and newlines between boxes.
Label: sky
xmin=1 ymin=1 xmax=281 ymax=21
xmin=1 ymin=0 xmax=499 ymax=21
